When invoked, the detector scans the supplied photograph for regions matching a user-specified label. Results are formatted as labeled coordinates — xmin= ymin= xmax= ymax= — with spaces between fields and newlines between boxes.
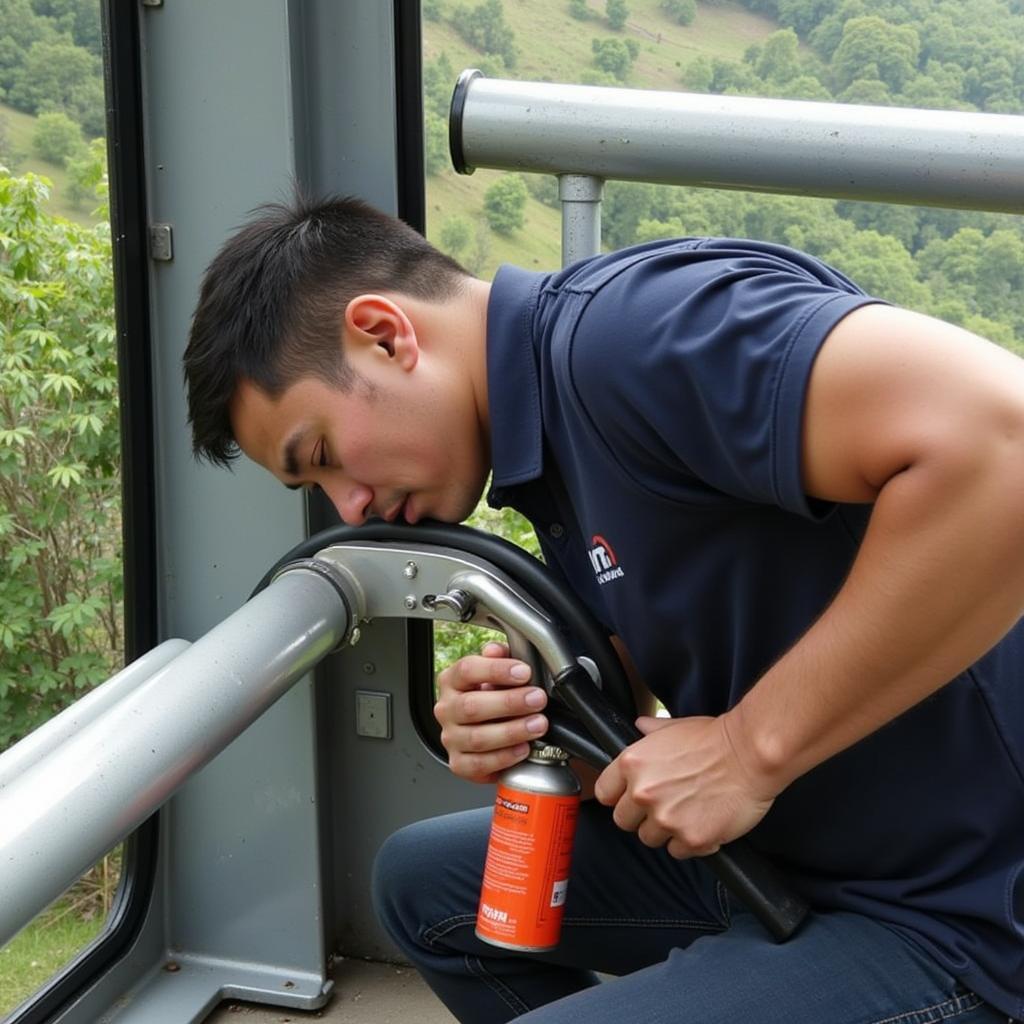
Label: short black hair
xmin=183 ymin=193 xmax=470 ymax=467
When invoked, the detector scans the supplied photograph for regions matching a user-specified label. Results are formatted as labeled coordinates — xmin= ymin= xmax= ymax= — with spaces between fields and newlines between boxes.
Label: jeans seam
xmin=864 ymin=991 xmax=982 ymax=1024
xmin=424 ymin=913 xmax=477 ymax=947
xmin=715 ymin=881 xmax=731 ymax=926
xmin=563 ymin=916 xmax=726 ymax=930
xmin=465 ymin=954 xmax=532 ymax=1017
xmin=424 ymin=912 xmax=725 ymax=944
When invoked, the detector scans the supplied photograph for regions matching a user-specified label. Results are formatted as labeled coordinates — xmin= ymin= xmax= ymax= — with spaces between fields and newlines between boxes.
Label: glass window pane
xmin=0 ymin=847 xmax=123 ymax=1018
xmin=0 ymin=0 xmax=124 ymax=1008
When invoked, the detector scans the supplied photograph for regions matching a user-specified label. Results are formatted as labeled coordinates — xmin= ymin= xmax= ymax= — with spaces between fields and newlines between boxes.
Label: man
xmin=184 ymin=195 xmax=1024 ymax=1024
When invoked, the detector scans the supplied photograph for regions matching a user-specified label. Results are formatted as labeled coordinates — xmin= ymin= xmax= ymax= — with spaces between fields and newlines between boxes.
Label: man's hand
xmin=434 ymin=641 xmax=548 ymax=784
xmin=593 ymin=715 xmax=777 ymax=859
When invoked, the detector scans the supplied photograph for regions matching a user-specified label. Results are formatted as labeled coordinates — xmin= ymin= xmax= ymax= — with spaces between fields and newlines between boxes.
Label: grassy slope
xmin=0 ymin=101 xmax=95 ymax=225
xmin=423 ymin=0 xmax=781 ymax=277
xmin=0 ymin=911 xmax=104 ymax=1017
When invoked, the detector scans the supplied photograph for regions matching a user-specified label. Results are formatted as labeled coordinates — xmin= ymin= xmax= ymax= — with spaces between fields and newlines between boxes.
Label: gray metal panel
xmin=296 ymin=1 xmax=399 ymax=206
xmin=138 ymin=0 xmax=333 ymax=1002
xmin=143 ymin=0 xmax=308 ymax=641
xmin=324 ymin=620 xmax=492 ymax=961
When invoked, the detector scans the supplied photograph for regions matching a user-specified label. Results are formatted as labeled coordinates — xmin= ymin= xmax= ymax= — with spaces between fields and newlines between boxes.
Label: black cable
xmin=250 ymin=520 xmax=636 ymax=719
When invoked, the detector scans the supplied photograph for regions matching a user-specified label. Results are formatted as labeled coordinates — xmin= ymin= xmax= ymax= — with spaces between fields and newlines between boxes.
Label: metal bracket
xmin=149 ymin=223 xmax=173 ymax=261
xmin=312 ymin=542 xmax=586 ymax=691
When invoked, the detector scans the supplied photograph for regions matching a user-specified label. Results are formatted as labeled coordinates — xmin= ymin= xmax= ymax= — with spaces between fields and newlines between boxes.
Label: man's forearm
xmin=726 ymin=441 xmax=1024 ymax=793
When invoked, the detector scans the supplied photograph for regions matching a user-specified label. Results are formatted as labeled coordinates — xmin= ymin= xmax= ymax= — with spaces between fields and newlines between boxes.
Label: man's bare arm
xmin=596 ymin=304 xmax=1024 ymax=857
xmin=727 ymin=303 xmax=1024 ymax=792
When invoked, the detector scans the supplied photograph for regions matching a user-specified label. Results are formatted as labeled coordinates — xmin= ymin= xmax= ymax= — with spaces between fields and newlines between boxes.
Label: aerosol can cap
xmin=527 ymin=741 xmax=570 ymax=764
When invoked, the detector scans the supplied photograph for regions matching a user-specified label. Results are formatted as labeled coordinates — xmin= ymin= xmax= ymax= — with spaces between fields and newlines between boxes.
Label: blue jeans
xmin=372 ymin=802 xmax=1012 ymax=1024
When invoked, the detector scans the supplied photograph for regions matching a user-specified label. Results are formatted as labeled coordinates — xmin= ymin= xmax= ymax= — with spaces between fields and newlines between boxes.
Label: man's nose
xmin=321 ymin=479 xmax=373 ymax=526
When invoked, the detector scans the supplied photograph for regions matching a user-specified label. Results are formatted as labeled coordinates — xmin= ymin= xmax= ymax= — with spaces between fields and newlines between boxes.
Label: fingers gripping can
xmin=476 ymin=742 xmax=581 ymax=951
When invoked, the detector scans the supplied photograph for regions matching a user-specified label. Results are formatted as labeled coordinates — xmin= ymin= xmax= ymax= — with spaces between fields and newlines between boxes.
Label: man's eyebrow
xmin=281 ymin=428 xmax=304 ymax=480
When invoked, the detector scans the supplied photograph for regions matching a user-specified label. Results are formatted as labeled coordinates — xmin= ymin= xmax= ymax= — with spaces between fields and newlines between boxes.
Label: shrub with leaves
xmin=483 ymin=173 xmax=528 ymax=235
xmin=0 ymin=167 xmax=121 ymax=751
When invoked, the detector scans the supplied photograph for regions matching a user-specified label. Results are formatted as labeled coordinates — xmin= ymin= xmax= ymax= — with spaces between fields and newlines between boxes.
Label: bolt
xmin=403 ymin=595 xmax=417 ymax=610
xmin=349 ymin=627 xmax=361 ymax=646
xmin=362 ymin=662 xmax=376 ymax=675
xmin=403 ymin=561 xmax=418 ymax=579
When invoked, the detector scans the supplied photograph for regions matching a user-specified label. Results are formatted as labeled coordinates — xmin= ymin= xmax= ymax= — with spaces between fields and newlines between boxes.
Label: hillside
xmin=423 ymin=0 xmax=780 ymax=90
xmin=422 ymin=0 xmax=785 ymax=275
xmin=0 ymin=101 xmax=95 ymax=225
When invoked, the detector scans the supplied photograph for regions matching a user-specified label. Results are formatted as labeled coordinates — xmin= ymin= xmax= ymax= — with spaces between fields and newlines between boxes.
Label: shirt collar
xmin=486 ymin=264 xmax=549 ymax=492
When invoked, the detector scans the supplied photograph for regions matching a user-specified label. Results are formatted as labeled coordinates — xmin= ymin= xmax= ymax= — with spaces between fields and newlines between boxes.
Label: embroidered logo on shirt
xmin=588 ymin=535 xmax=625 ymax=585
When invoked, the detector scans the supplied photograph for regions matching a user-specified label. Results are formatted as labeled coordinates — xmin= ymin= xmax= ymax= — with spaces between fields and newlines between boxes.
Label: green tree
xmin=830 ymin=16 xmax=920 ymax=94
xmin=423 ymin=52 xmax=455 ymax=118
xmin=838 ymin=75 xmax=892 ymax=105
xmin=591 ymin=36 xmax=636 ymax=81
xmin=424 ymin=109 xmax=449 ymax=177
xmin=568 ymin=0 xmax=593 ymax=19
xmin=0 ymin=168 xmax=121 ymax=751
xmin=483 ymin=173 xmax=528 ymax=234
xmin=776 ymin=74 xmax=833 ymax=100
xmin=825 ymin=229 xmax=930 ymax=309
xmin=661 ymin=0 xmax=697 ymax=25
xmin=32 ymin=0 xmax=102 ymax=55
xmin=439 ymin=214 xmax=473 ymax=261
xmin=524 ymin=172 xmax=560 ymax=209
xmin=708 ymin=57 xmax=762 ymax=95
xmin=606 ymin=0 xmax=629 ymax=30
xmin=64 ymin=136 xmax=108 ymax=211
xmin=776 ymin=0 xmax=841 ymax=36
xmin=452 ymin=0 xmax=518 ymax=69
xmin=681 ymin=56 xmax=713 ymax=91
xmin=834 ymin=199 xmax=920 ymax=250
xmin=752 ymin=29 xmax=801 ymax=85
xmin=31 ymin=109 xmax=82 ymax=165
xmin=6 ymin=38 xmax=99 ymax=120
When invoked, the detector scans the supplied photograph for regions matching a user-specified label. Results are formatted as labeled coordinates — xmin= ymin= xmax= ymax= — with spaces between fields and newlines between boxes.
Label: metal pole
xmin=451 ymin=74 xmax=1024 ymax=214
xmin=559 ymin=173 xmax=604 ymax=265
xmin=0 ymin=639 xmax=191 ymax=787
xmin=0 ymin=568 xmax=349 ymax=946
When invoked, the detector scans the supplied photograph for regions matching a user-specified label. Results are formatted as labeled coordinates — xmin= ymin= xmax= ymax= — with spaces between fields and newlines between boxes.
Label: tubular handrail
xmin=450 ymin=72 xmax=1024 ymax=214
xmin=0 ymin=639 xmax=191 ymax=789
xmin=0 ymin=568 xmax=349 ymax=947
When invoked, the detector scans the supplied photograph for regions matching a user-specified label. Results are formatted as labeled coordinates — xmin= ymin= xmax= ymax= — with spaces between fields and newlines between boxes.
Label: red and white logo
xmin=588 ymin=535 xmax=625 ymax=585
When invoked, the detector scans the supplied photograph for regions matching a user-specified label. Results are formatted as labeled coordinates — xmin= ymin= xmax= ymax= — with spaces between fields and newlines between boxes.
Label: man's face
xmin=229 ymin=364 xmax=490 ymax=527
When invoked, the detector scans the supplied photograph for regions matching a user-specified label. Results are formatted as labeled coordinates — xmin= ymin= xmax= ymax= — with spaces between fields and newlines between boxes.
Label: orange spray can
xmin=476 ymin=742 xmax=581 ymax=951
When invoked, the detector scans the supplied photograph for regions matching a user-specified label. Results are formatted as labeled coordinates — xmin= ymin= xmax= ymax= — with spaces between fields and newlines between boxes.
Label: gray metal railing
xmin=0 ymin=567 xmax=350 ymax=946
xmin=449 ymin=71 xmax=1024 ymax=264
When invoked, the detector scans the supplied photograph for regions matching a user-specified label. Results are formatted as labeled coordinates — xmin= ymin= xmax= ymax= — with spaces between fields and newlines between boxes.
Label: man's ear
xmin=344 ymin=294 xmax=419 ymax=371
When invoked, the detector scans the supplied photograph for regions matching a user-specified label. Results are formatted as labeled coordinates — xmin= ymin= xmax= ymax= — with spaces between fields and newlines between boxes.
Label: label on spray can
xmin=476 ymin=744 xmax=580 ymax=951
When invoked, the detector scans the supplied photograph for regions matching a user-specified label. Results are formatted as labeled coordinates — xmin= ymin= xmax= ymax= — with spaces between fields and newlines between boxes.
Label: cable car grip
xmin=259 ymin=524 xmax=808 ymax=942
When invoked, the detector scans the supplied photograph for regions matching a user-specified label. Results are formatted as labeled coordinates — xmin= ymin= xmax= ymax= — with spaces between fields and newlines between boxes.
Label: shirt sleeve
xmin=565 ymin=241 xmax=882 ymax=518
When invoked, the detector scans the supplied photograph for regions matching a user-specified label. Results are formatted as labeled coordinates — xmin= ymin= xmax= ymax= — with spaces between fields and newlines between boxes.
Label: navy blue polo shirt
xmin=485 ymin=237 xmax=1024 ymax=1017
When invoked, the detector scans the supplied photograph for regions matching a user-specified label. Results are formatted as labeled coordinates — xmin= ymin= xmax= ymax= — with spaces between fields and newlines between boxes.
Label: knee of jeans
xmin=371 ymin=821 xmax=435 ymax=947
